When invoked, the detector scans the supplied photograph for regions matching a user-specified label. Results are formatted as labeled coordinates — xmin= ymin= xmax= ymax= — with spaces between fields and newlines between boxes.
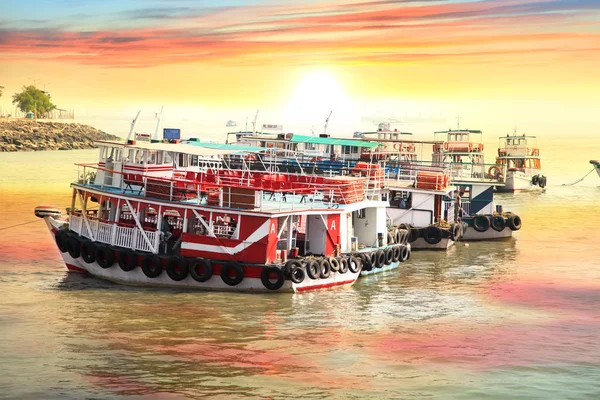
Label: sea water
xmin=1 ymin=138 xmax=599 ymax=399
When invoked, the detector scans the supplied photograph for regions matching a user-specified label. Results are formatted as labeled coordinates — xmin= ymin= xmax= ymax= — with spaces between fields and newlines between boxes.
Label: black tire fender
xmin=375 ymin=250 xmax=385 ymax=268
xmin=290 ymin=265 xmax=305 ymax=284
xmin=141 ymin=255 xmax=163 ymax=278
xmin=491 ymin=215 xmax=506 ymax=232
xmin=67 ymin=235 xmax=81 ymax=259
xmin=423 ymin=226 xmax=443 ymax=245
xmin=220 ymin=261 xmax=244 ymax=286
xmin=384 ymin=247 xmax=394 ymax=265
xmin=507 ymin=215 xmax=522 ymax=231
xmin=166 ymin=256 xmax=189 ymax=281
xmin=55 ymin=230 xmax=69 ymax=253
xmin=305 ymin=259 xmax=320 ymax=280
xmin=319 ymin=258 xmax=331 ymax=279
xmin=80 ymin=240 xmax=96 ymax=264
xmin=261 ymin=266 xmax=285 ymax=290
xmin=348 ymin=256 xmax=362 ymax=273
xmin=95 ymin=244 xmax=115 ymax=269
xmin=339 ymin=257 xmax=349 ymax=273
xmin=190 ymin=258 xmax=212 ymax=282
xmin=392 ymin=246 xmax=401 ymax=262
xmin=399 ymin=245 xmax=410 ymax=262
xmin=118 ymin=250 xmax=137 ymax=272
xmin=473 ymin=215 xmax=491 ymax=233
xmin=329 ymin=257 xmax=340 ymax=272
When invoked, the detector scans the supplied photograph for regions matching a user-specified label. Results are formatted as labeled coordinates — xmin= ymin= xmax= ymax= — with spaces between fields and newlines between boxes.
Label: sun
xmin=283 ymin=69 xmax=357 ymax=132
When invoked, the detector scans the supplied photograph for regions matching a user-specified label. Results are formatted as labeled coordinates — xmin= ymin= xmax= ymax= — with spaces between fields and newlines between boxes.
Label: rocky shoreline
xmin=0 ymin=120 xmax=121 ymax=152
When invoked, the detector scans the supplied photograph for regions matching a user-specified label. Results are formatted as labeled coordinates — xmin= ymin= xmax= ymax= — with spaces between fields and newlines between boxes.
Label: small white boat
xmin=494 ymin=132 xmax=546 ymax=192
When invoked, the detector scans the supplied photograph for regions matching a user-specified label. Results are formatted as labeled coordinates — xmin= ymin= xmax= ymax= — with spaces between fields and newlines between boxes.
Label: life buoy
xmin=393 ymin=143 xmax=401 ymax=150
xmin=348 ymin=256 xmax=361 ymax=273
xmin=319 ymin=258 xmax=331 ymax=279
xmin=339 ymin=257 xmax=349 ymax=273
xmin=392 ymin=246 xmax=401 ymax=262
xmin=95 ymin=244 xmax=115 ymax=269
xmin=55 ymin=230 xmax=69 ymax=253
xmin=141 ymin=255 xmax=163 ymax=278
xmin=329 ymin=257 xmax=340 ymax=272
xmin=488 ymin=165 xmax=502 ymax=180
xmin=443 ymin=142 xmax=449 ymax=151
xmin=67 ymin=235 xmax=81 ymax=259
xmin=384 ymin=247 xmax=394 ymax=265
xmin=220 ymin=261 xmax=244 ymax=286
xmin=80 ymin=240 xmax=96 ymax=264
xmin=423 ymin=226 xmax=443 ymax=245
xmin=408 ymin=144 xmax=415 ymax=152
xmin=305 ymin=259 xmax=320 ymax=279
xmin=399 ymin=245 xmax=410 ymax=262
xmin=118 ymin=249 xmax=137 ymax=271
xmin=491 ymin=215 xmax=506 ymax=232
xmin=375 ymin=250 xmax=385 ymax=268
xmin=507 ymin=215 xmax=522 ymax=231
xmin=311 ymin=157 xmax=322 ymax=163
xmin=166 ymin=256 xmax=189 ymax=281
xmin=245 ymin=154 xmax=257 ymax=162
xmin=190 ymin=258 xmax=213 ymax=282
xmin=473 ymin=215 xmax=491 ymax=232
xmin=261 ymin=266 xmax=285 ymax=290
xmin=290 ymin=265 xmax=305 ymax=284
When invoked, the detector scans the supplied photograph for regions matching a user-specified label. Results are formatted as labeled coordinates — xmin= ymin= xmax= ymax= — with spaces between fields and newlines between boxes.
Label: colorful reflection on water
xmin=1 ymin=148 xmax=600 ymax=399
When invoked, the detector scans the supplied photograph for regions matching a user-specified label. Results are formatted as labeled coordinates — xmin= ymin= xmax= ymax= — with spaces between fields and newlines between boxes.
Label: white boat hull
xmin=43 ymin=217 xmax=359 ymax=293
xmin=410 ymin=237 xmax=454 ymax=250
xmin=497 ymin=170 xmax=543 ymax=192
xmin=461 ymin=226 xmax=513 ymax=241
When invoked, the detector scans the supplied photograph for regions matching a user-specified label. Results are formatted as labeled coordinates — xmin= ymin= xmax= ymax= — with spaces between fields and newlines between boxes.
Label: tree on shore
xmin=12 ymin=85 xmax=57 ymax=118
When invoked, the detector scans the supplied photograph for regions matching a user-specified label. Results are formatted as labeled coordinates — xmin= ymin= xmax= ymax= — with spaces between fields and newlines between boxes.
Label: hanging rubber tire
xmin=261 ymin=266 xmax=285 ymax=290
xmin=384 ymin=247 xmax=394 ymax=265
xmin=409 ymin=226 xmax=420 ymax=243
xmin=348 ymin=256 xmax=361 ymax=273
xmin=141 ymin=255 xmax=163 ymax=278
xmin=507 ymin=215 xmax=522 ymax=231
xmin=392 ymin=246 xmax=401 ymax=262
xmin=423 ymin=226 xmax=443 ymax=245
xmin=369 ymin=252 xmax=377 ymax=267
xmin=450 ymin=223 xmax=460 ymax=240
xmin=473 ymin=215 xmax=491 ymax=233
xmin=166 ymin=256 xmax=189 ymax=281
xmin=95 ymin=244 xmax=115 ymax=269
xmin=319 ymin=258 xmax=331 ymax=279
xmin=67 ymin=235 xmax=81 ymax=259
xmin=55 ymin=230 xmax=69 ymax=253
xmin=532 ymin=175 xmax=539 ymax=185
xmin=80 ymin=240 xmax=96 ymax=264
xmin=285 ymin=259 xmax=302 ymax=275
xmin=339 ymin=257 xmax=349 ymax=273
xmin=190 ymin=258 xmax=212 ymax=282
xmin=359 ymin=252 xmax=372 ymax=272
xmin=399 ymin=245 xmax=410 ymax=262
xmin=290 ymin=265 xmax=305 ymax=284
xmin=118 ymin=250 xmax=137 ymax=272
xmin=394 ymin=229 xmax=401 ymax=245
xmin=220 ymin=261 xmax=244 ymax=286
xmin=329 ymin=257 xmax=340 ymax=272
xmin=491 ymin=215 xmax=506 ymax=232
xmin=375 ymin=250 xmax=385 ymax=268
xmin=401 ymin=229 xmax=409 ymax=245
xmin=306 ymin=259 xmax=320 ymax=280
xmin=387 ymin=231 xmax=394 ymax=244
xmin=540 ymin=176 xmax=547 ymax=188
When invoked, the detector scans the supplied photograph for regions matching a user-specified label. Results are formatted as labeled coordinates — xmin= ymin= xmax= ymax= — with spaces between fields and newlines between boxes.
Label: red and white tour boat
xmin=35 ymin=132 xmax=411 ymax=293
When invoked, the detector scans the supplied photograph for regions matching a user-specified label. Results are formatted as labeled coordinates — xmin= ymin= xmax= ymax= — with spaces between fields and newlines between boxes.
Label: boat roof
xmin=290 ymin=134 xmax=379 ymax=148
xmin=186 ymin=140 xmax=267 ymax=153
xmin=95 ymin=140 xmax=240 ymax=157
xmin=500 ymin=135 xmax=537 ymax=139
xmin=435 ymin=129 xmax=482 ymax=134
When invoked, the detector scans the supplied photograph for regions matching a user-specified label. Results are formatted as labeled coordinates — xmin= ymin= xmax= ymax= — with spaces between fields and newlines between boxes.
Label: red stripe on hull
xmin=295 ymin=278 xmax=355 ymax=292
xmin=65 ymin=263 xmax=87 ymax=273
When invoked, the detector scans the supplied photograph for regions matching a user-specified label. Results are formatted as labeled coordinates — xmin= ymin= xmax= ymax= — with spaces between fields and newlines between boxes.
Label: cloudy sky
xmin=1 ymin=0 xmax=598 ymax=135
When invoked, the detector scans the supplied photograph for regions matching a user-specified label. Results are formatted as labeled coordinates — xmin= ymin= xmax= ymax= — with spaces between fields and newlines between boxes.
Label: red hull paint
xmin=295 ymin=278 xmax=355 ymax=292
xmin=66 ymin=263 xmax=87 ymax=273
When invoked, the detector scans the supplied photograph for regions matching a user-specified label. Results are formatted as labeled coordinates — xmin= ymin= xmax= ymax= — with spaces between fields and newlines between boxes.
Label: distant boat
xmin=495 ymin=132 xmax=547 ymax=192
xmin=590 ymin=160 xmax=600 ymax=178
xmin=226 ymin=120 xmax=237 ymax=127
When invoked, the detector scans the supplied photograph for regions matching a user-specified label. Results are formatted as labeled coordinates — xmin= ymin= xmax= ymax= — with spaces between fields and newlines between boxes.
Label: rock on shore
xmin=0 ymin=119 xmax=121 ymax=152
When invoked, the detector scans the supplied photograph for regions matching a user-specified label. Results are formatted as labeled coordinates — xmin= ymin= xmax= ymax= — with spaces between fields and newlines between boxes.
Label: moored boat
xmin=36 ymin=132 xmax=411 ymax=293
xmin=495 ymin=132 xmax=546 ymax=192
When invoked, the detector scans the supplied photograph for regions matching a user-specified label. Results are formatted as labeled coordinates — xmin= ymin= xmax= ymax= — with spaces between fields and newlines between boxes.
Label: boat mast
xmin=153 ymin=106 xmax=164 ymax=141
xmin=126 ymin=110 xmax=141 ymax=142
xmin=324 ymin=111 xmax=332 ymax=136
xmin=252 ymin=109 xmax=259 ymax=135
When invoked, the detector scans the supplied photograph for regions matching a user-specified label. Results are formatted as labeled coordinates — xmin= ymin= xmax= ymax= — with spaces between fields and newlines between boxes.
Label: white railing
xmin=69 ymin=213 xmax=157 ymax=253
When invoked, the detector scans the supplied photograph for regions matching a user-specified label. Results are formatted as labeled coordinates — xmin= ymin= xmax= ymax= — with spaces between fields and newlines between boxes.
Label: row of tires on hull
xmin=398 ymin=222 xmax=465 ymax=245
xmin=531 ymin=174 xmax=547 ymax=188
xmin=356 ymin=244 xmax=411 ymax=272
xmin=471 ymin=214 xmax=522 ymax=233
xmin=386 ymin=228 xmax=410 ymax=246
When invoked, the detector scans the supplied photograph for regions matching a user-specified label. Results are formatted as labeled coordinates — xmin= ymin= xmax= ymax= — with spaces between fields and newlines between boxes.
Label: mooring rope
xmin=562 ymin=168 xmax=595 ymax=186
xmin=0 ymin=220 xmax=39 ymax=231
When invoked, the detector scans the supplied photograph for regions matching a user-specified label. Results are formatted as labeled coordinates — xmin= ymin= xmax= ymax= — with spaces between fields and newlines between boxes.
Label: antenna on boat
xmin=153 ymin=106 xmax=164 ymax=141
xmin=126 ymin=110 xmax=141 ymax=142
xmin=456 ymin=115 xmax=461 ymax=130
xmin=324 ymin=111 xmax=332 ymax=136
xmin=252 ymin=109 xmax=259 ymax=135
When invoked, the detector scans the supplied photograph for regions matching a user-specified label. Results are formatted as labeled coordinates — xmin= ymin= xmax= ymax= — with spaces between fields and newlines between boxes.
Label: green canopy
xmin=290 ymin=134 xmax=379 ymax=148
xmin=187 ymin=141 xmax=266 ymax=152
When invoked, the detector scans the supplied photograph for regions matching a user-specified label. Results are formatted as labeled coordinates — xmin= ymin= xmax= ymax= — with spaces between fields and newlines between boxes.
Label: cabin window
xmin=187 ymin=213 xmax=209 ymax=235
xmin=163 ymin=152 xmax=173 ymax=164
xmin=390 ymin=191 xmax=412 ymax=209
xmin=356 ymin=209 xmax=366 ymax=219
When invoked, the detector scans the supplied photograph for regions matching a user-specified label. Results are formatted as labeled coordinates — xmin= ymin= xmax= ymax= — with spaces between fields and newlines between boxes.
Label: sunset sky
xmin=1 ymin=0 xmax=599 ymax=136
